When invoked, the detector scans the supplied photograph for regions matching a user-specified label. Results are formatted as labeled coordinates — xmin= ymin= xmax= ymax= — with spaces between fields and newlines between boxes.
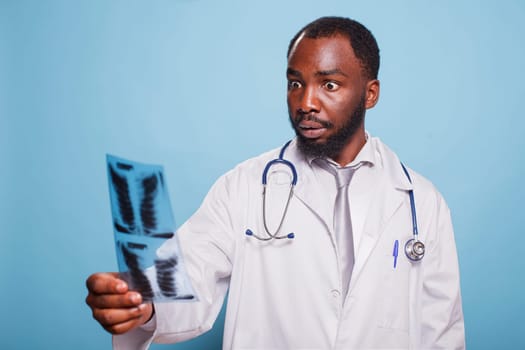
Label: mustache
xmin=293 ymin=113 xmax=334 ymax=129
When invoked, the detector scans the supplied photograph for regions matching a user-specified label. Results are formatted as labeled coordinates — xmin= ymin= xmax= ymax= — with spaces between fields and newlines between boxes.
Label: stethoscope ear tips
xmin=287 ymin=233 xmax=295 ymax=239
xmin=245 ymin=229 xmax=253 ymax=236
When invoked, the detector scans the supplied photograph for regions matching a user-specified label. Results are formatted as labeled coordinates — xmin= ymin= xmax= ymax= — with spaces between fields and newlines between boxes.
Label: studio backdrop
xmin=1 ymin=1 xmax=524 ymax=349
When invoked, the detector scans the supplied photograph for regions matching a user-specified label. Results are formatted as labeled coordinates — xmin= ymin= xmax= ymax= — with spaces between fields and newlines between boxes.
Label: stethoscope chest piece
xmin=404 ymin=238 xmax=425 ymax=261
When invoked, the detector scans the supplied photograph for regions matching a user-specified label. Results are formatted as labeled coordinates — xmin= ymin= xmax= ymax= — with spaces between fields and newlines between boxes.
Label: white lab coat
xmin=114 ymin=137 xmax=465 ymax=350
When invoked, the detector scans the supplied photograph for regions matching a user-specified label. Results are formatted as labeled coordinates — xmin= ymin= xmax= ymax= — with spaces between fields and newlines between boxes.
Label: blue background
xmin=2 ymin=0 xmax=524 ymax=349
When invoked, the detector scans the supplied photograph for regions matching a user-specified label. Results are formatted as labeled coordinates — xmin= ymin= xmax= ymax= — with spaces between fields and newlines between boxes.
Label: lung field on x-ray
xmin=140 ymin=174 xmax=158 ymax=233
xmin=109 ymin=163 xmax=172 ymax=238
xmin=109 ymin=164 xmax=136 ymax=234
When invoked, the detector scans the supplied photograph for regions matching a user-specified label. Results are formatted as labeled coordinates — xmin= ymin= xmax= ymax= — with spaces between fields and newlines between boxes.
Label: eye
xmin=324 ymin=81 xmax=339 ymax=91
xmin=288 ymin=80 xmax=302 ymax=90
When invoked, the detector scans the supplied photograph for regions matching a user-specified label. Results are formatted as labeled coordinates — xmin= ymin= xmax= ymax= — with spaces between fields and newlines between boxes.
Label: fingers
xmin=86 ymin=272 xmax=127 ymax=295
xmin=92 ymin=304 xmax=150 ymax=335
xmin=86 ymin=272 xmax=141 ymax=309
xmin=85 ymin=272 xmax=153 ymax=335
xmin=86 ymin=289 xmax=143 ymax=309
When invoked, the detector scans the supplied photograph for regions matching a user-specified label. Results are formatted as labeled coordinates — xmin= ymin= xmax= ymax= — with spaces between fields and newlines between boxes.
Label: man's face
xmin=287 ymin=34 xmax=373 ymax=161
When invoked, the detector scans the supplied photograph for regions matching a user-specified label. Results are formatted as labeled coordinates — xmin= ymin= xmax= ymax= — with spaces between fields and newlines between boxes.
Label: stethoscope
xmin=399 ymin=163 xmax=426 ymax=261
xmin=245 ymin=140 xmax=297 ymax=240
xmin=245 ymin=141 xmax=425 ymax=262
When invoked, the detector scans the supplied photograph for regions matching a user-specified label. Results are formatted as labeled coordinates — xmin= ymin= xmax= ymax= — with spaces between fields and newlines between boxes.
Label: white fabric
xmin=114 ymin=135 xmax=465 ymax=350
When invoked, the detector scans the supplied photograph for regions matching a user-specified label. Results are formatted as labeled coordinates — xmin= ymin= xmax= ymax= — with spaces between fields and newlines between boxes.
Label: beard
xmin=289 ymin=95 xmax=366 ymax=160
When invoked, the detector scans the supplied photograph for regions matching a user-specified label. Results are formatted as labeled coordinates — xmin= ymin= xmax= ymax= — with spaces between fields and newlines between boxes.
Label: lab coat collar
xmin=371 ymin=137 xmax=414 ymax=192
xmin=286 ymin=133 xmax=413 ymax=194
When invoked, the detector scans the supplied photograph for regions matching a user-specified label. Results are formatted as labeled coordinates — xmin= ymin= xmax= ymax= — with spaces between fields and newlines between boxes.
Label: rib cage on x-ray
xmin=109 ymin=163 xmax=171 ymax=237
xmin=107 ymin=158 xmax=195 ymax=301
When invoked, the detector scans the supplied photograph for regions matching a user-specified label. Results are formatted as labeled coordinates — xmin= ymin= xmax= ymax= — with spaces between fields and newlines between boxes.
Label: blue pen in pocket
xmin=393 ymin=240 xmax=399 ymax=268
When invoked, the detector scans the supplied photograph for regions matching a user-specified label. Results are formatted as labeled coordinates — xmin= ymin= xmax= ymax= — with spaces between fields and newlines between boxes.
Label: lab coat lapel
xmin=348 ymin=139 xmax=413 ymax=294
xmin=285 ymin=141 xmax=334 ymax=238
xmin=348 ymin=179 xmax=404 ymax=292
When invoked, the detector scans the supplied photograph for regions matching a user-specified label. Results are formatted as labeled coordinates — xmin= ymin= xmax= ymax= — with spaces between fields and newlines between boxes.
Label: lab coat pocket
xmin=377 ymin=250 xmax=411 ymax=332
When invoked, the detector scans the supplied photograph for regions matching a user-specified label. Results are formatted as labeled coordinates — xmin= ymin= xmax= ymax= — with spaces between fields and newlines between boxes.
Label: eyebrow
xmin=286 ymin=68 xmax=302 ymax=78
xmin=315 ymin=68 xmax=348 ymax=77
xmin=286 ymin=67 xmax=348 ymax=78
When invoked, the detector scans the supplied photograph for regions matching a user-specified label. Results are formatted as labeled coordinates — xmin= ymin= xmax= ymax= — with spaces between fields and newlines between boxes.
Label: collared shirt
xmin=307 ymin=133 xmax=380 ymax=254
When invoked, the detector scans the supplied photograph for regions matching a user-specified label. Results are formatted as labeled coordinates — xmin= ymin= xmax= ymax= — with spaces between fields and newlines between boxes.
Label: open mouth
xmin=298 ymin=122 xmax=326 ymax=139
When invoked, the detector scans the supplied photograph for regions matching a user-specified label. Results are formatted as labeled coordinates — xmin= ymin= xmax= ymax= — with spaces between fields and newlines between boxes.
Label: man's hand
xmin=85 ymin=272 xmax=154 ymax=335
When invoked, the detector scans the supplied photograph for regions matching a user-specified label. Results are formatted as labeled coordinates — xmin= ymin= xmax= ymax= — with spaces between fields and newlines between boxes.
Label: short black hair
xmin=287 ymin=16 xmax=380 ymax=80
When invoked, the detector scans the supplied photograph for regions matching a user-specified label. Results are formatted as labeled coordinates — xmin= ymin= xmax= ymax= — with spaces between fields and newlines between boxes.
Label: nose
xmin=297 ymin=86 xmax=320 ymax=114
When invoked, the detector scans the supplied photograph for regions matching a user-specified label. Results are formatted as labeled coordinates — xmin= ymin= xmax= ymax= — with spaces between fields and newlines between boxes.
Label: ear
xmin=364 ymin=79 xmax=380 ymax=109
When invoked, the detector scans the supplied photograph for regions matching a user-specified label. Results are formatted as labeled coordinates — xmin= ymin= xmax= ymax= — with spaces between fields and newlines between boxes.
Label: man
xmin=86 ymin=17 xmax=465 ymax=349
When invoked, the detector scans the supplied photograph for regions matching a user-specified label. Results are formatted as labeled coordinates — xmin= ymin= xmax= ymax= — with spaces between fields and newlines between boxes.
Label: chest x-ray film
xmin=106 ymin=154 xmax=197 ymax=302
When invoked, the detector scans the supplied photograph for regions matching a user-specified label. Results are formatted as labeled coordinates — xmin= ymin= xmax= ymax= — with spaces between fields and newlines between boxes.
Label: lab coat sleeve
xmin=112 ymin=172 xmax=238 ymax=348
xmin=112 ymin=316 xmax=157 ymax=350
xmin=419 ymin=192 xmax=465 ymax=350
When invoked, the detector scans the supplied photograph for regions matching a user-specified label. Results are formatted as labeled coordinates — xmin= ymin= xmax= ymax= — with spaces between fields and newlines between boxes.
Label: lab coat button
xmin=331 ymin=289 xmax=341 ymax=298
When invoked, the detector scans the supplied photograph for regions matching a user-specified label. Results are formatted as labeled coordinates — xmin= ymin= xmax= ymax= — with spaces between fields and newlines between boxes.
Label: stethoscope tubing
xmin=247 ymin=141 xmax=425 ymax=261
xmin=400 ymin=163 xmax=419 ymax=239
xmin=246 ymin=141 xmax=297 ymax=240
